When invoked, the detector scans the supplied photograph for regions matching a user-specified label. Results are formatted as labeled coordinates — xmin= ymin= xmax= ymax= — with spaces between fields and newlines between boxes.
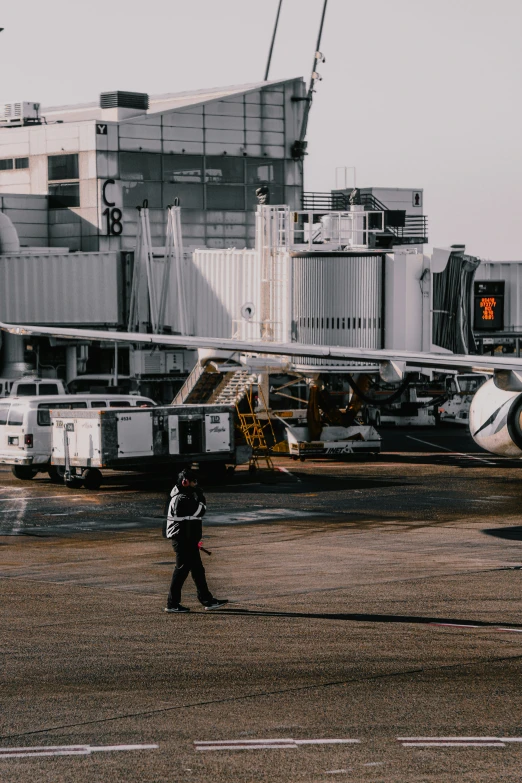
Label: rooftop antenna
xmin=291 ymin=0 xmax=328 ymax=160
xmin=264 ymin=0 xmax=283 ymax=81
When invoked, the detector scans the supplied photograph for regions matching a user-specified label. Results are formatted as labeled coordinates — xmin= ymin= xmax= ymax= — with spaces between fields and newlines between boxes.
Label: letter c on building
xmin=102 ymin=179 xmax=116 ymax=207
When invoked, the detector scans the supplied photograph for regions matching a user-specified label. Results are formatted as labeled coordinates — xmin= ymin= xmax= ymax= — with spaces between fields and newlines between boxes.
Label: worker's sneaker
xmin=203 ymin=599 xmax=229 ymax=611
xmin=164 ymin=604 xmax=190 ymax=613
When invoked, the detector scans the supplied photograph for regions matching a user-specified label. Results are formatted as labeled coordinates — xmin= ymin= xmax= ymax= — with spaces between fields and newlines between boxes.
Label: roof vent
xmin=99 ymin=91 xmax=149 ymax=110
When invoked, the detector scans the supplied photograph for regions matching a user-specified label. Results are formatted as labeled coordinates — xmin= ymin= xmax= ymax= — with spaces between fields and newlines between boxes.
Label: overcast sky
xmin=1 ymin=0 xmax=521 ymax=259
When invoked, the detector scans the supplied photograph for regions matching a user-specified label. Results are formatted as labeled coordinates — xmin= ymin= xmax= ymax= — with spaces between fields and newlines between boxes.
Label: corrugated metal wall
xmin=292 ymin=254 xmax=383 ymax=349
xmin=186 ymin=249 xmax=262 ymax=339
xmin=475 ymin=262 xmax=522 ymax=331
xmin=0 ymin=252 xmax=121 ymax=324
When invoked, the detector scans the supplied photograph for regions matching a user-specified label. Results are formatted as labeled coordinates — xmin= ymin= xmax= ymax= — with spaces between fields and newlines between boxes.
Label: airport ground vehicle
xmin=51 ymin=404 xmax=250 ymax=489
xmin=363 ymin=379 xmax=446 ymax=427
xmin=0 ymin=394 xmax=155 ymax=480
xmin=1 ymin=376 xmax=66 ymax=397
xmin=439 ymin=373 xmax=489 ymax=425
xmin=285 ymin=422 xmax=381 ymax=459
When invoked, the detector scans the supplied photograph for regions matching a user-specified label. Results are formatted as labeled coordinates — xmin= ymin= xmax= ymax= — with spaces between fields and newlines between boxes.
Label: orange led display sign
xmin=479 ymin=296 xmax=496 ymax=321
xmin=474 ymin=281 xmax=504 ymax=331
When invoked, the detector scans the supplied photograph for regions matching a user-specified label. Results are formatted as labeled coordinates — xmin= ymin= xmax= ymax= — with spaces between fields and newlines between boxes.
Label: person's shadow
xmin=483 ymin=526 xmax=522 ymax=541
xmin=211 ymin=607 xmax=522 ymax=629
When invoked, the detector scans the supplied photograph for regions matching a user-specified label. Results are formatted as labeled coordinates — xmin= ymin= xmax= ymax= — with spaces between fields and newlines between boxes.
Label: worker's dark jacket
xmin=163 ymin=484 xmax=206 ymax=544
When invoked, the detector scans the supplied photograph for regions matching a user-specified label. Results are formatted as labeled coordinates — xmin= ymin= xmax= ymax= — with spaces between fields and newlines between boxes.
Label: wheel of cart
xmin=48 ymin=465 xmax=65 ymax=484
xmin=11 ymin=465 xmax=37 ymax=481
xmin=82 ymin=468 xmax=102 ymax=490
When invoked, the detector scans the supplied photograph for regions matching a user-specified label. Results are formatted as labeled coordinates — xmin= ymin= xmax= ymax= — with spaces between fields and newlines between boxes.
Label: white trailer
xmin=51 ymin=404 xmax=250 ymax=489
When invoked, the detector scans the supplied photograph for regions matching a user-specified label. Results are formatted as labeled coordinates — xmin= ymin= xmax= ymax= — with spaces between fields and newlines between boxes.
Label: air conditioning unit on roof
xmin=0 ymin=102 xmax=41 ymax=127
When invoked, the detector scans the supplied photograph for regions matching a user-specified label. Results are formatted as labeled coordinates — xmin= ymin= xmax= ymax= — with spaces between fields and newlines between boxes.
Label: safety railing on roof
xmin=301 ymin=192 xmax=428 ymax=245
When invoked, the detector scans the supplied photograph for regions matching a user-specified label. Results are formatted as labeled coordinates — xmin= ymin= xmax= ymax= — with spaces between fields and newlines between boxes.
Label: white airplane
xmin=1 ymin=320 xmax=522 ymax=460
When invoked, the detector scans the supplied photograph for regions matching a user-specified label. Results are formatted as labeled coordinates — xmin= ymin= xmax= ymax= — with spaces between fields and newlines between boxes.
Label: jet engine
xmin=469 ymin=378 xmax=522 ymax=457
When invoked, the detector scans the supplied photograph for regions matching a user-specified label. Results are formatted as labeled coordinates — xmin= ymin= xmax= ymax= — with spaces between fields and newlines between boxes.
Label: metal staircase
xmin=172 ymin=365 xmax=258 ymax=407
xmin=172 ymin=363 xmax=223 ymax=405
xmin=209 ymin=370 xmax=259 ymax=405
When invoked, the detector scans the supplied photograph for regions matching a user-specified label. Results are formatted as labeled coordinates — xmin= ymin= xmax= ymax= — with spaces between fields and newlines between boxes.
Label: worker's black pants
xmin=168 ymin=539 xmax=213 ymax=607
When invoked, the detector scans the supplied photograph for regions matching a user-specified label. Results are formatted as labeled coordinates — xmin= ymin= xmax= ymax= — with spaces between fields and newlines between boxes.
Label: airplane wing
xmin=1 ymin=320 xmax=522 ymax=375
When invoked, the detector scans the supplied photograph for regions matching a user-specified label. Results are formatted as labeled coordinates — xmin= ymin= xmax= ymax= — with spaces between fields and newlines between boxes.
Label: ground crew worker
xmin=163 ymin=468 xmax=228 ymax=613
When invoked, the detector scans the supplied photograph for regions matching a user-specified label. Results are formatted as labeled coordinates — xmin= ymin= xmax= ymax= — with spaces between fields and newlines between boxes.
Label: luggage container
xmin=50 ymin=404 xmax=250 ymax=489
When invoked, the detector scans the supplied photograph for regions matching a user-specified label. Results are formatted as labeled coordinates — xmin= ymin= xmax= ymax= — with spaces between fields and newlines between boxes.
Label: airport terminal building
xmin=0 ymin=78 xmax=306 ymax=252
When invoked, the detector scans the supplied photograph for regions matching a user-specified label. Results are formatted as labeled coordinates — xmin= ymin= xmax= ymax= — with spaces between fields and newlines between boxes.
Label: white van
xmin=0 ymin=394 xmax=156 ymax=481
xmin=9 ymin=377 xmax=67 ymax=397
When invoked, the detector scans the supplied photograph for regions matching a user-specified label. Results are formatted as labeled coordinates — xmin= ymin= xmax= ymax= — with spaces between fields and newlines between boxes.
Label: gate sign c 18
xmin=102 ymin=179 xmax=122 ymax=236
xmin=474 ymin=280 xmax=504 ymax=331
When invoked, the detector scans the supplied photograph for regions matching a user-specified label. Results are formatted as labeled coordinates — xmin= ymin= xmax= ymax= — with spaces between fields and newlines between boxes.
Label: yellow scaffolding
xmin=236 ymin=385 xmax=277 ymax=472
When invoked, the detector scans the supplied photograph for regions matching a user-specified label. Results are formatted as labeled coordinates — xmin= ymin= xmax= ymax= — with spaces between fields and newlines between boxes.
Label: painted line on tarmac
xmin=195 ymin=738 xmax=360 ymax=751
xmin=0 ymin=743 xmax=158 ymax=759
xmin=204 ymin=508 xmax=317 ymax=525
xmin=406 ymin=436 xmax=495 ymax=465
xmin=276 ymin=466 xmax=302 ymax=482
xmin=398 ymin=736 xmax=522 ymax=748
xmin=0 ymin=495 xmax=87 ymax=503
xmin=429 ymin=622 xmax=522 ymax=634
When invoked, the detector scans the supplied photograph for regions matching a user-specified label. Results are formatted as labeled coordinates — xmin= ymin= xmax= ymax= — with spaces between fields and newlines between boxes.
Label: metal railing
xmin=301 ymin=192 xmax=428 ymax=244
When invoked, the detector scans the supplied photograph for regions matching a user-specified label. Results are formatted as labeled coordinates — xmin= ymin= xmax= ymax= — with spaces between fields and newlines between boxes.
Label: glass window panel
xmin=37 ymin=408 xmax=51 ymax=426
xmin=48 ymin=183 xmax=80 ymax=208
xmin=90 ymin=401 xmax=107 ymax=408
xmin=15 ymin=157 xmax=29 ymax=169
xmin=163 ymin=183 xmax=204 ymax=209
xmin=119 ymin=152 xmax=161 ymax=181
xmin=8 ymin=406 xmax=24 ymax=426
xmin=0 ymin=159 xmax=13 ymax=171
xmin=0 ymin=403 xmax=10 ymax=425
xmin=15 ymin=383 xmax=37 ymax=396
xmin=48 ymin=154 xmax=79 ymax=181
xmin=206 ymin=185 xmax=245 ymax=210
xmin=109 ymin=400 xmax=131 ymax=407
xmin=246 ymin=159 xmax=284 ymax=185
xmin=205 ymin=157 xmax=244 ymax=184
xmin=246 ymin=184 xmax=284 ymax=210
xmin=163 ymin=155 xmax=203 ymax=183
xmin=39 ymin=383 xmax=59 ymax=395
xmin=122 ymin=181 xmax=161 ymax=208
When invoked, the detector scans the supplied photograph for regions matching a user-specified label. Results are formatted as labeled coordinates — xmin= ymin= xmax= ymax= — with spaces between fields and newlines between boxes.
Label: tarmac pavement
xmin=2 ymin=427 xmax=522 ymax=782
